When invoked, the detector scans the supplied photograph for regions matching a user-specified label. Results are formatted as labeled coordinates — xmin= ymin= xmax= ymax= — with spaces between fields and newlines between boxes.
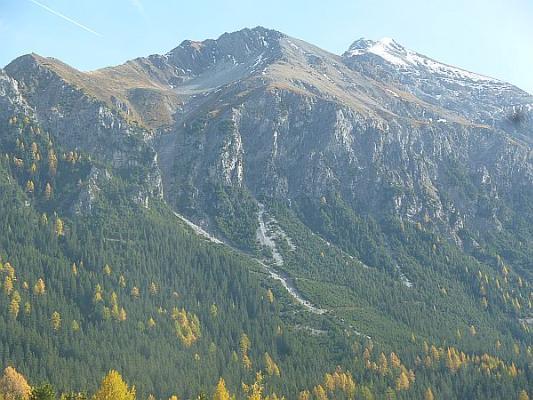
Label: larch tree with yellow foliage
xmin=4 ymin=275 xmax=14 ymax=295
xmin=0 ymin=366 xmax=32 ymax=400
xmin=55 ymin=217 xmax=64 ymax=236
xmin=264 ymin=353 xmax=281 ymax=376
xmin=51 ymin=311 xmax=61 ymax=331
xmin=518 ymin=390 xmax=529 ymax=400
xmin=93 ymin=370 xmax=136 ymax=400
xmin=395 ymin=371 xmax=410 ymax=391
xmin=34 ymin=278 xmax=46 ymax=295
xmin=243 ymin=372 xmax=265 ymax=400
xmin=312 ymin=385 xmax=327 ymax=400
xmin=213 ymin=378 xmax=231 ymax=400
xmin=298 ymin=390 xmax=311 ymax=400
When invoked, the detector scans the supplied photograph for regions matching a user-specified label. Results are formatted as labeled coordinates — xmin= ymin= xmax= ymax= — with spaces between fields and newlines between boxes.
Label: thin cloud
xmin=129 ymin=0 xmax=146 ymax=17
xmin=27 ymin=0 xmax=102 ymax=37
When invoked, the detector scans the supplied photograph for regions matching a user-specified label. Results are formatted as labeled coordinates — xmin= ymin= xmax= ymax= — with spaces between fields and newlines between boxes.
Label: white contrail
xmin=27 ymin=0 xmax=102 ymax=37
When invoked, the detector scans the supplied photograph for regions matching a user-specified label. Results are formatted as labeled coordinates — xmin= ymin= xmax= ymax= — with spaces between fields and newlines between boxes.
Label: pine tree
xmin=71 ymin=320 xmax=80 ymax=332
xmin=44 ymin=183 xmax=52 ymax=200
xmin=48 ymin=149 xmax=57 ymax=176
xmin=210 ymin=303 xmax=218 ymax=317
xmin=240 ymin=333 xmax=250 ymax=356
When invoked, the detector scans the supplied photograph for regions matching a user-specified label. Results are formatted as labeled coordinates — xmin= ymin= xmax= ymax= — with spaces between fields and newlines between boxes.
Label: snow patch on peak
xmin=345 ymin=37 xmax=499 ymax=82
xmin=346 ymin=37 xmax=408 ymax=66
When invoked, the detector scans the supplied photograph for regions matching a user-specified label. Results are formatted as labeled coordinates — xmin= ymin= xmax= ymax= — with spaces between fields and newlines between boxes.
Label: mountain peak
xmin=164 ymin=26 xmax=284 ymax=75
xmin=170 ymin=26 xmax=284 ymax=55
xmin=344 ymin=36 xmax=499 ymax=83
xmin=345 ymin=37 xmax=409 ymax=65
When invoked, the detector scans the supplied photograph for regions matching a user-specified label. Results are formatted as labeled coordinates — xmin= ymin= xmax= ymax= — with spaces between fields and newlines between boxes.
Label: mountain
xmin=0 ymin=27 xmax=531 ymax=399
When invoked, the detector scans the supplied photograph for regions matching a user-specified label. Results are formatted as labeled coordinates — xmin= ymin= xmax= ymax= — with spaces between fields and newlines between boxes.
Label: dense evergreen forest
xmin=0 ymin=113 xmax=531 ymax=399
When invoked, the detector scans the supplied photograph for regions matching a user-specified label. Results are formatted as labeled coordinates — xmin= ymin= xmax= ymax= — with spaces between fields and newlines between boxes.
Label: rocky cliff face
xmin=2 ymin=27 xmax=531 ymax=247
xmin=4 ymin=54 xmax=163 ymax=206
xmin=143 ymin=28 xmax=532 ymax=246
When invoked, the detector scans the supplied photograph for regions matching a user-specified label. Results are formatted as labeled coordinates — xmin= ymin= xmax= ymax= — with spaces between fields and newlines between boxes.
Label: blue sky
xmin=1 ymin=0 xmax=532 ymax=93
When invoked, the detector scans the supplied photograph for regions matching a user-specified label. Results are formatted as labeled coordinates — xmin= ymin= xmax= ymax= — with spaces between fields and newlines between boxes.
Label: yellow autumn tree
xmin=312 ymin=385 xmax=327 ymax=400
xmin=298 ymin=390 xmax=311 ymax=400
xmin=48 ymin=149 xmax=58 ymax=176
xmin=378 ymin=352 xmax=388 ymax=375
xmin=9 ymin=297 xmax=20 ymax=319
xmin=34 ymin=278 xmax=46 ymax=295
xmin=424 ymin=387 xmax=435 ymax=400
xmin=55 ymin=217 xmax=64 ymax=236
xmin=51 ymin=311 xmax=61 ymax=331
xmin=266 ymin=289 xmax=274 ymax=304
xmin=93 ymin=370 xmax=136 ymax=400
xmin=389 ymin=352 xmax=401 ymax=369
xmin=213 ymin=378 xmax=231 ymax=400
xmin=264 ymin=353 xmax=281 ymax=376
xmin=3 ymin=262 xmax=15 ymax=279
xmin=243 ymin=372 xmax=264 ymax=400
xmin=131 ymin=286 xmax=140 ymax=299
xmin=149 ymin=282 xmax=158 ymax=295
xmin=4 ymin=275 xmax=14 ymax=295
xmin=0 ymin=366 xmax=32 ymax=400
xmin=93 ymin=284 xmax=103 ymax=304
xmin=518 ymin=390 xmax=529 ymax=400
xmin=395 ymin=371 xmax=410 ymax=391
xmin=172 ymin=308 xmax=201 ymax=346
xmin=25 ymin=180 xmax=34 ymax=194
